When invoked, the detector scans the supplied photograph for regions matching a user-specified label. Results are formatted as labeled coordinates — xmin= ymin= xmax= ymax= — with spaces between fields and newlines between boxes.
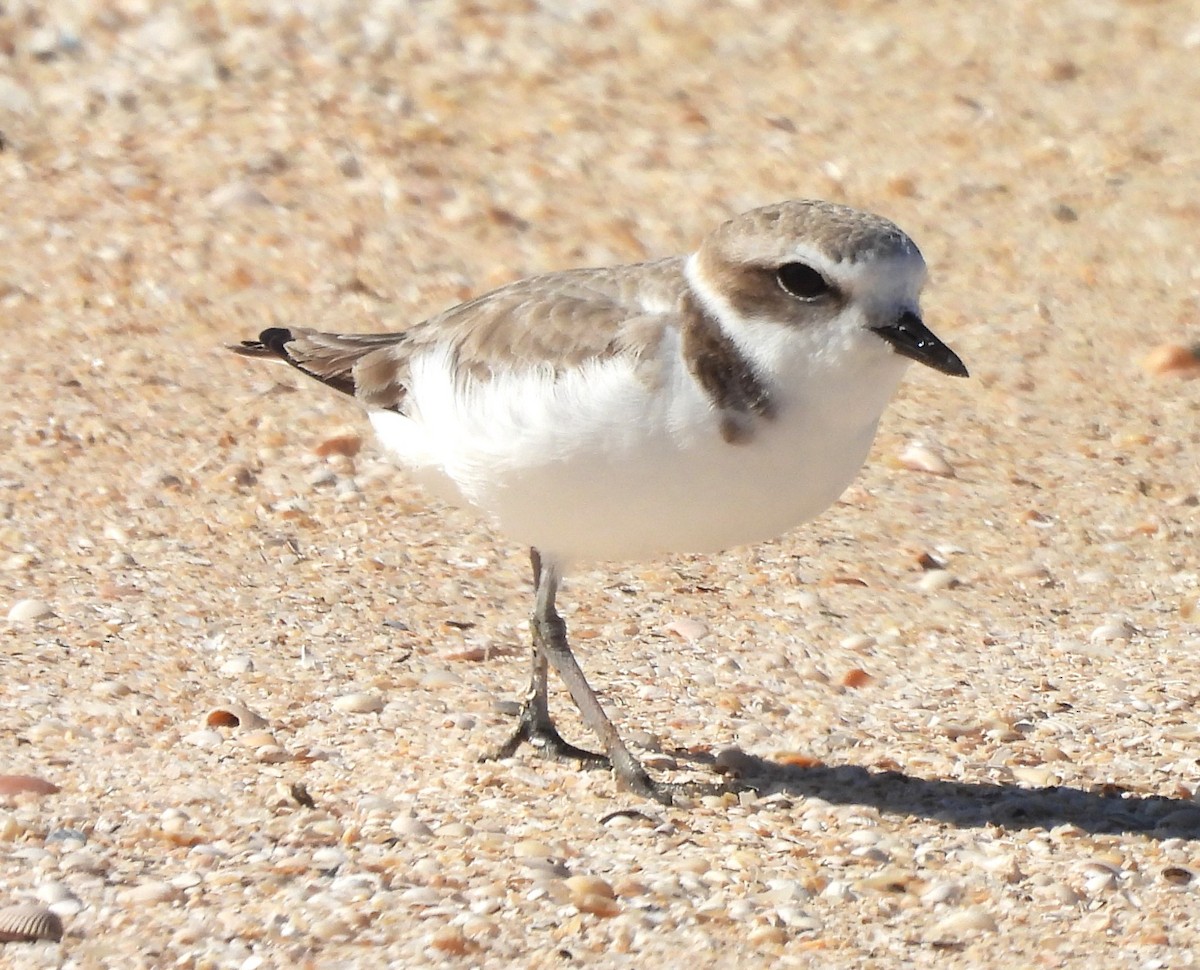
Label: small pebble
xmin=314 ymin=434 xmax=363 ymax=458
xmin=576 ymin=892 xmax=621 ymax=916
xmin=513 ymin=839 xmax=555 ymax=858
xmin=419 ymin=669 xmax=462 ymax=689
xmin=921 ymin=881 xmax=964 ymax=905
xmin=332 ymin=692 xmax=384 ymax=714
xmin=840 ymin=668 xmax=873 ymax=689
xmin=35 ymin=882 xmax=75 ymax=905
xmin=521 ymin=856 xmax=570 ymax=878
xmin=254 ymin=744 xmax=289 ymax=763
xmin=306 ymin=467 xmax=337 ymax=488
xmin=399 ymin=886 xmax=441 ymax=906
xmin=747 ymin=924 xmax=788 ymax=945
xmin=390 ymin=816 xmax=433 ymax=840
xmin=1141 ymin=343 xmax=1200 ymax=378
xmin=931 ymin=906 xmax=998 ymax=938
xmin=6 ymin=598 xmax=53 ymax=623
xmin=917 ymin=569 xmax=958 ymax=591
xmin=91 ymin=680 xmax=132 ymax=698
xmin=312 ymin=847 xmax=347 ymax=869
xmin=0 ymin=813 xmax=24 ymax=840
xmin=1044 ymin=883 xmax=1082 ymax=904
xmin=218 ymin=656 xmax=255 ymax=675
xmin=776 ymin=905 xmax=821 ymax=931
xmin=36 ymin=883 xmax=83 ymax=917
xmin=1091 ymin=619 xmax=1135 ymax=643
xmin=181 ymin=729 xmax=224 ymax=749
xmin=335 ymin=151 xmax=364 ymax=179
xmin=428 ymin=926 xmax=471 ymax=954
xmin=565 ymin=875 xmax=615 ymax=899
xmin=0 ymin=774 xmax=59 ymax=797
xmin=713 ymin=746 xmax=759 ymax=776
xmin=171 ymin=872 xmax=204 ymax=890
xmin=46 ymin=828 xmax=87 ymax=846
xmin=117 ymin=881 xmax=182 ymax=905
xmin=664 ymin=618 xmax=709 ymax=641
xmin=208 ymin=180 xmax=272 ymax=209
xmin=897 ymin=441 xmax=955 ymax=477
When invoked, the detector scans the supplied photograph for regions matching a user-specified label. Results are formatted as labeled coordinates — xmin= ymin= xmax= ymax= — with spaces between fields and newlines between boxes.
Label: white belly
xmin=370 ymin=339 xmax=909 ymax=565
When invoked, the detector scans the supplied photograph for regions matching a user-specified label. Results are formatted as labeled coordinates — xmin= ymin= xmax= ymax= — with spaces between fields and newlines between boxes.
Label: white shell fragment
xmin=6 ymin=599 xmax=53 ymax=623
xmin=0 ymin=904 xmax=64 ymax=943
xmin=1090 ymin=618 xmax=1136 ymax=643
xmin=931 ymin=906 xmax=998 ymax=939
xmin=897 ymin=441 xmax=955 ymax=477
xmin=205 ymin=704 xmax=269 ymax=731
xmin=332 ymin=692 xmax=384 ymax=714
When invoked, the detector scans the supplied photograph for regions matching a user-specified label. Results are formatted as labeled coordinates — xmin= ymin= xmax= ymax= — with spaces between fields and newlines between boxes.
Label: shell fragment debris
xmin=897 ymin=441 xmax=955 ymax=477
xmin=332 ymin=692 xmax=384 ymax=714
xmin=205 ymin=704 xmax=270 ymax=731
xmin=0 ymin=775 xmax=60 ymax=797
xmin=6 ymin=599 xmax=53 ymax=623
xmin=1141 ymin=343 xmax=1200 ymax=378
xmin=0 ymin=904 xmax=64 ymax=943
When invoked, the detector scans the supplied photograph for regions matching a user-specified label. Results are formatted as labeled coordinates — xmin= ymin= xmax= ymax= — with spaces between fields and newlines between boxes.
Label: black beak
xmin=872 ymin=311 xmax=968 ymax=378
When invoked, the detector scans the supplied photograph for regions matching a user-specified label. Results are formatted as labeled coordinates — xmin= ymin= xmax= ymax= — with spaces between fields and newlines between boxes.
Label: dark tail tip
xmin=258 ymin=327 xmax=295 ymax=356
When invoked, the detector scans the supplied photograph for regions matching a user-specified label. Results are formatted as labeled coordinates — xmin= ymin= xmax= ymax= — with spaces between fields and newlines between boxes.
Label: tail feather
xmin=229 ymin=326 xmax=294 ymax=359
xmin=228 ymin=326 xmax=409 ymax=409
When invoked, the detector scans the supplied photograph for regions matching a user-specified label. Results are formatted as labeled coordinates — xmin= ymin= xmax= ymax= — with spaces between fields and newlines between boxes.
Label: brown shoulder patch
xmin=679 ymin=291 xmax=775 ymax=444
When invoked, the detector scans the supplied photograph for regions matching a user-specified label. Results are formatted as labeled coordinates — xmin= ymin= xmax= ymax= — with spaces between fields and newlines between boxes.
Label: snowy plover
xmin=232 ymin=200 xmax=967 ymax=804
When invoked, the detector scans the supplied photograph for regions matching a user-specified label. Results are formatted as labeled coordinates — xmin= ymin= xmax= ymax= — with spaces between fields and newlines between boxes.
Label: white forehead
xmin=792 ymin=240 xmax=928 ymax=303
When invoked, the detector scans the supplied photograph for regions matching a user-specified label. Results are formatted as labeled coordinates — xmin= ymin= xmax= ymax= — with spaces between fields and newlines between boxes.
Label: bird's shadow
xmin=701 ymin=753 xmax=1200 ymax=840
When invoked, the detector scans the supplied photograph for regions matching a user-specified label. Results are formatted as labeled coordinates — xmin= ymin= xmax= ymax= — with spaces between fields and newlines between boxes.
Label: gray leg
xmin=485 ymin=549 xmax=608 ymax=766
xmin=487 ymin=549 xmax=739 ymax=805
xmin=530 ymin=555 xmax=672 ymax=803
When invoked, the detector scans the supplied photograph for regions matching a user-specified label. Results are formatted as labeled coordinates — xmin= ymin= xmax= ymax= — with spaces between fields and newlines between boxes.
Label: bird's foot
xmin=483 ymin=704 xmax=609 ymax=768
xmin=483 ymin=701 xmax=760 ymax=807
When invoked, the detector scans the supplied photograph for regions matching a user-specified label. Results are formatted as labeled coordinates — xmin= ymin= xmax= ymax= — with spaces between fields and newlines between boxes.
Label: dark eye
xmin=776 ymin=262 xmax=832 ymax=300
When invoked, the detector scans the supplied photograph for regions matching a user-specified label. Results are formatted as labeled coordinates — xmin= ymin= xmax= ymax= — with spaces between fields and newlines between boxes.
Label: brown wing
xmin=230 ymin=257 xmax=687 ymax=412
xmin=404 ymin=257 xmax=686 ymax=377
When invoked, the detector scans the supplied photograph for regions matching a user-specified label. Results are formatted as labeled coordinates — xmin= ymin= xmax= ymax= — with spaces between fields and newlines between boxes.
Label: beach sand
xmin=2 ymin=1 xmax=1199 ymax=965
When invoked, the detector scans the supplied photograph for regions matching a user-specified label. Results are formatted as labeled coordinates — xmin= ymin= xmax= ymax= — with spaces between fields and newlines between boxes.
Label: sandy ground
xmin=2 ymin=0 xmax=1200 ymax=966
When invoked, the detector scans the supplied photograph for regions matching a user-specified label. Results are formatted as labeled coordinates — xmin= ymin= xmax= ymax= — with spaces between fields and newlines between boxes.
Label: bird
xmin=231 ymin=199 xmax=967 ymax=804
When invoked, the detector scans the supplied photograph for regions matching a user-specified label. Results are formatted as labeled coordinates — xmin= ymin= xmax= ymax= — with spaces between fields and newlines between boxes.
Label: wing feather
xmin=229 ymin=257 xmax=686 ymax=411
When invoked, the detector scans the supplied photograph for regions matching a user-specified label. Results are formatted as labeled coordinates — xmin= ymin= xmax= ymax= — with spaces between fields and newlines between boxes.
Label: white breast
xmin=369 ymin=319 xmax=910 ymax=565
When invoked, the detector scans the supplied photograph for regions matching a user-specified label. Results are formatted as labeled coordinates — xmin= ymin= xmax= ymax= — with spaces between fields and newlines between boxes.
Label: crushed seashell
xmin=0 ymin=775 xmax=59 ymax=797
xmin=6 ymin=598 xmax=53 ymax=623
xmin=206 ymin=704 xmax=269 ymax=731
xmin=332 ymin=692 xmax=384 ymax=714
xmin=1141 ymin=343 xmax=1200 ymax=378
xmin=897 ymin=441 xmax=955 ymax=476
xmin=0 ymin=904 xmax=63 ymax=943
